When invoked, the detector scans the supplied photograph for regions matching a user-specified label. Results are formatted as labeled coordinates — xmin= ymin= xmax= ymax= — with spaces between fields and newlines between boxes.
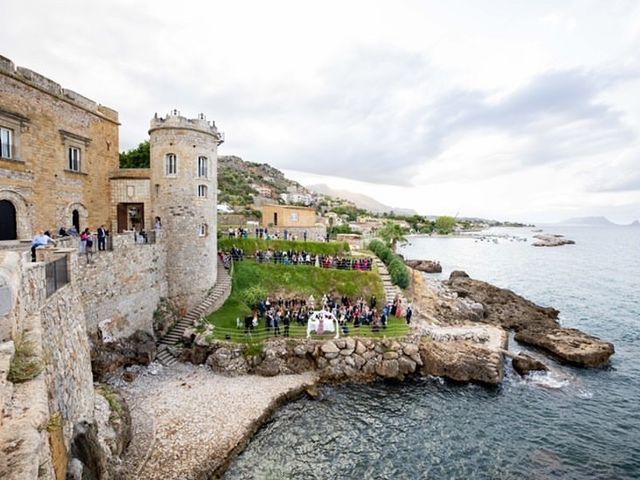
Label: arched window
xmin=0 ymin=200 xmax=17 ymax=240
xmin=197 ymin=185 xmax=208 ymax=198
xmin=197 ymin=156 xmax=208 ymax=178
xmin=198 ymin=224 xmax=208 ymax=237
xmin=165 ymin=153 xmax=177 ymax=176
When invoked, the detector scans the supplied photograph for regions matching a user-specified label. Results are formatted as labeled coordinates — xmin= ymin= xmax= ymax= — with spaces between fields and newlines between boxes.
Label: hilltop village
xmin=0 ymin=55 xmax=614 ymax=479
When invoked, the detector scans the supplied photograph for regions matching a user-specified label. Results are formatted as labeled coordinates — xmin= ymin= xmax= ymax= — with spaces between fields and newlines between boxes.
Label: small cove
xmin=225 ymin=226 xmax=640 ymax=479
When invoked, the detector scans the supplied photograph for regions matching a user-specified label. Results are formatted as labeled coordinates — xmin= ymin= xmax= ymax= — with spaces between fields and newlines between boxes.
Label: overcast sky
xmin=3 ymin=0 xmax=640 ymax=222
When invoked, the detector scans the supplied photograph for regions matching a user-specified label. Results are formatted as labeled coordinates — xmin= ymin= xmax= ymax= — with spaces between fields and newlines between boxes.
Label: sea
xmin=224 ymin=226 xmax=640 ymax=479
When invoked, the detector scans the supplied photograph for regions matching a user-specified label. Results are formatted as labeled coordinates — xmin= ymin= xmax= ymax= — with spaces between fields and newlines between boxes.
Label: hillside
xmin=218 ymin=155 xmax=308 ymax=206
xmin=307 ymin=183 xmax=417 ymax=215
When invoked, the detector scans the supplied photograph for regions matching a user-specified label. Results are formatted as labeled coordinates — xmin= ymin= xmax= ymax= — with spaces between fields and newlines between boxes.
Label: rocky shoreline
xmin=108 ymin=266 xmax=614 ymax=479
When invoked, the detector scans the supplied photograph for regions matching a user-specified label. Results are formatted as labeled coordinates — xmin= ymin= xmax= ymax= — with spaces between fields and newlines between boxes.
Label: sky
xmin=2 ymin=0 xmax=640 ymax=223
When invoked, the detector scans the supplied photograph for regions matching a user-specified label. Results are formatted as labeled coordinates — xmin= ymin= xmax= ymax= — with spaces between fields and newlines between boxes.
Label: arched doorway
xmin=0 ymin=200 xmax=17 ymax=240
xmin=72 ymin=210 xmax=80 ymax=233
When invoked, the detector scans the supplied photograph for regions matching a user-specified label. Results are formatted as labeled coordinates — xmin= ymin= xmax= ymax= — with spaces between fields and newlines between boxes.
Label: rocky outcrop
xmin=515 ymin=328 xmax=615 ymax=367
xmin=91 ymin=330 xmax=157 ymax=380
xmin=446 ymin=272 xmax=559 ymax=331
xmin=446 ymin=272 xmax=614 ymax=367
xmin=410 ymin=269 xmax=485 ymax=325
xmin=419 ymin=339 xmax=504 ymax=385
xmin=512 ymin=353 xmax=547 ymax=376
xmin=405 ymin=259 xmax=442 ymax=273
xmin=532 ymin=234 xmax=575 ymax=247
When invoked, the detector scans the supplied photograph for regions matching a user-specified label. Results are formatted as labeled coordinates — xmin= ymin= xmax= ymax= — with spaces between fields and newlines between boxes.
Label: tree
xmin=378 ymin=221 xmax=407 ymax=252
xmin=434 ymin=215 xmax=457 ymax=234
xmin=120 ymin=141 xmax=150 ymax=168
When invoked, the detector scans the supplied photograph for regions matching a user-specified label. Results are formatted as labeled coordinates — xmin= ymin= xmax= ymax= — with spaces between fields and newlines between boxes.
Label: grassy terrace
xmin=205 ymin=259 xmax=409 ymax=343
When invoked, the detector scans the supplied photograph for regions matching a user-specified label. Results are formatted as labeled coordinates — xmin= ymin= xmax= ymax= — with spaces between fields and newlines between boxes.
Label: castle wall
xmin=0 ymin=249 xmax=96 ymax=479
xmin=0 ymin=55 xmax=119 ymax=238
xmin=76 ymin=232 xmax=168 ymax=339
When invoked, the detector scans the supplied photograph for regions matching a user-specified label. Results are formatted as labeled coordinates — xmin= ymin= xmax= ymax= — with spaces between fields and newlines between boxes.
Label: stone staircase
xmin=373 ymin=257 xmax=406 ymax=306
xmin=156 ymin=261 xmax=232 ymax=366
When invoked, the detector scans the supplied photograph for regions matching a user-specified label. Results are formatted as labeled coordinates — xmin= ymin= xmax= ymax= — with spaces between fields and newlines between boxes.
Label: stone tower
xmin=149 ymin=110 xmax=223 ymax=311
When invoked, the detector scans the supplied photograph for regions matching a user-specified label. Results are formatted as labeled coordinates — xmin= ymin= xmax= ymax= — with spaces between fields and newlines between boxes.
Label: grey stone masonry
xmin=149 ymin=111 xmax=222 ymax=313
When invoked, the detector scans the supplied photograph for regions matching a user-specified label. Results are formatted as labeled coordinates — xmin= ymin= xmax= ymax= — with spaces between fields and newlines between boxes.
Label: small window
xmin=290 ymin=212 xmax=299 ymax=222
xmin=165 ymin=153 xmax=177 ymax=176
xmin=68 ymin=147 xmax=81 ymax=172
xmin=0 ymin=127 xmax=13 ymax=159
xmin=197 ymin=184 xmax=208 ymax=198
xmin=198 ymin=156 xmax=208 ymax=178
xmin=198 ymin=224 xmax=208 ymax=237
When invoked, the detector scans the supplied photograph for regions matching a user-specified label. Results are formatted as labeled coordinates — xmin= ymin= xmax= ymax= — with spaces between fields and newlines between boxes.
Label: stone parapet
xmin=0 ymin=55 xmax=119 ymax=124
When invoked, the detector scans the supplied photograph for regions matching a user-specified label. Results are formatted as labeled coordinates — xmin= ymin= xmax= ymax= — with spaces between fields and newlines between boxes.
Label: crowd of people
xmin=238 ymin=293 xmax=413 ymax=337
xmin=227 ymin=227 xmax=324 ymax=242
xmin=252 ymin=249 xmax=373 ymax=270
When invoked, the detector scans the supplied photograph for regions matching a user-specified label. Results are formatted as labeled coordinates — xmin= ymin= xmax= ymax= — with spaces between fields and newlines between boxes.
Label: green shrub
xmin=368 ymin=240 xmax=410 ymax=290
xmin=241 ymin=285 xmax=269 ymax=309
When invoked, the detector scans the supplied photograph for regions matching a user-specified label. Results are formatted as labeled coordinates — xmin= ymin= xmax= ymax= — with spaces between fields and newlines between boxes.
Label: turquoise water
xmin=225 ymin=226 xmax=640 ymax=479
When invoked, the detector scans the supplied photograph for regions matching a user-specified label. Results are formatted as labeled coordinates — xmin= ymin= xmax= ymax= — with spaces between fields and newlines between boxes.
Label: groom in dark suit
xmin=97 ymin=225 xmax=107 ymax=251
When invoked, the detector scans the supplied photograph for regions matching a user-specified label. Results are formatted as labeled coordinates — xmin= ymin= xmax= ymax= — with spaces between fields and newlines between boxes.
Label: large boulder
xmin=406 ymin=260 xmax=443 ymax=273
xmin=419 ymin=339 xmax=503 ymax=385
xmin=91 ymin=330 xmax=156 ymax=380
xmin=515 ymin=328 xmax=614 ymax=367
xmin=512 ymin=353 xmax=548 ymax=376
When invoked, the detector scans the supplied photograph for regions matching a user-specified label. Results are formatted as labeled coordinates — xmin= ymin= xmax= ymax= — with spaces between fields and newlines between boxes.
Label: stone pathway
xmin=373 ymin=257 xmax=407 ymax=306
xmin=156 ymin=261 xmax=232 ymax=366
xmin=116 ymin=363 xmax=316 ymax=479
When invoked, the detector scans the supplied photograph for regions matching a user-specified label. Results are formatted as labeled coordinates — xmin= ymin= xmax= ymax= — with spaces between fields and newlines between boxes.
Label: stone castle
xmin=0 ymin=54 xmax=223 ymax=478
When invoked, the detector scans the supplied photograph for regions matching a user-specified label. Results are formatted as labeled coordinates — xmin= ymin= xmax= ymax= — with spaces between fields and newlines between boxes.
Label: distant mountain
xmin=561 ymin=216 xmax=619 ymax=226
xmin=628 ymin=220 xmax=640 ymax=227
xmin=307 ymin=184 xmax=417 ymax=215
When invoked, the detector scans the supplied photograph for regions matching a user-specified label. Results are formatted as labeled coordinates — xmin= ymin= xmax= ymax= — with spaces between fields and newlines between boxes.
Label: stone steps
xmin=155 ymin=260 xmax=233 ymax=366
xmin=156 ymin=348 xmax=177 ymax=366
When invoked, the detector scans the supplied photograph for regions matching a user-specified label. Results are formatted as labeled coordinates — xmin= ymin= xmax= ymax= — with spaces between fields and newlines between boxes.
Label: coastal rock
xmin=449 ymin=270 xmax=470 ymax=279
xmin=91 ymin=330 xmax=157 ymax=380
xmin=305 ymin=384 xmax=321 ymax=400
xmin=532 ymin=234 xmax=576 ymax=247
xmin=403 ymin=344 xmax=419 ymax=356
xmin=512 ymin=353 xmax=548 ymax=376
xmin=419 ymin=340 xmax=503 ymax=385
xmin=446 ymin=273 xmax=559 ymax=332
xmin=383 ymin=351 xmax=399 ymax=360
xmin=376 ymin=359 xmax=400 ymax=379
xmin=321 ymin=341 xmax=339 ymax=354
xmin=405 ymin=259 xmax=443 ymax=273
xmin=206 ymin=347 xmax=249 ymax=376
xmin=515 ymin=327 xmax=614 ymax=367
xmin=397 ymin=356 xmax=417 ymax=375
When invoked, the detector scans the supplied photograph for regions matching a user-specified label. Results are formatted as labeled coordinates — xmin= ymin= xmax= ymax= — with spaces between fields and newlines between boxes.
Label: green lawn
xmin=205 ymin=260 xmax=409 ymax=343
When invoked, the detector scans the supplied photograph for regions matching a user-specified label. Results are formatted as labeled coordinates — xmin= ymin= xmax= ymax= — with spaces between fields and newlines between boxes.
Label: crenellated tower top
xmin=149 ymin=110 xmax=224 ymax=144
